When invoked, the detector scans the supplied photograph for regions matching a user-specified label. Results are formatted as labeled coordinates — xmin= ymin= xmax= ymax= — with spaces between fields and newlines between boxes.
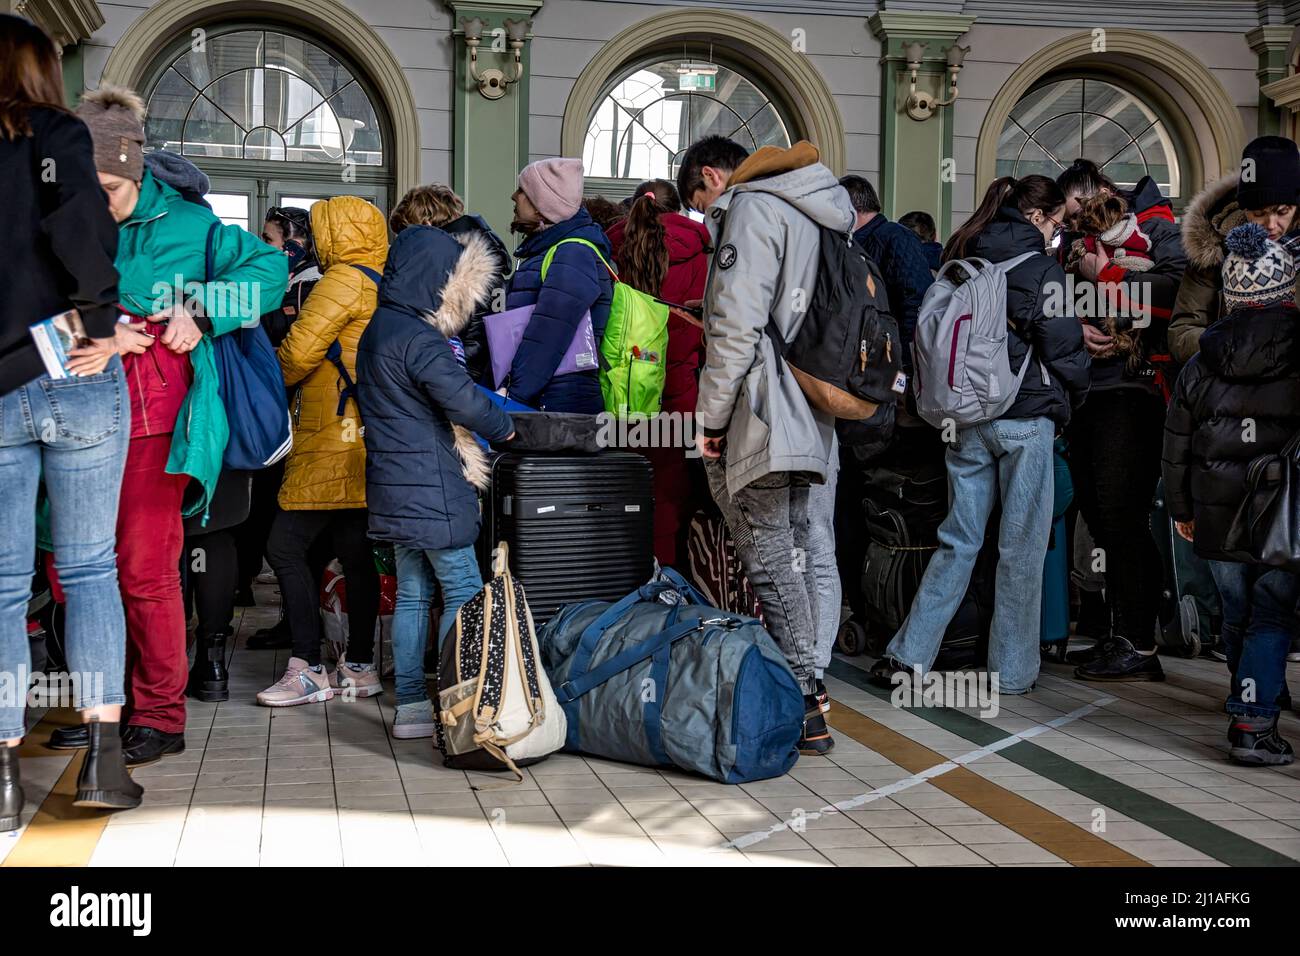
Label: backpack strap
xmin=540 ymin=237 xmax=618 ymax=283
xmin=324 ymin=264 xmax=380 ymax=419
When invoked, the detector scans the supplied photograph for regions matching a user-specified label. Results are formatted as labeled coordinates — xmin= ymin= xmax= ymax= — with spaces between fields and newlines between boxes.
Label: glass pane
xmin=244 ymin=127 xmax=286 ymax=161
xmin=145 ymin=68 xmax=192 ymax=152
xmin=1013 ymin=138 xmax=1063 ymax=180
xmin=1083 ymin=79 xmax=1158 ymax=128
xmin=205 ymin=68 xmax=260 ymax=132
xmin=1027 ymin=114 xmax=1081 ymax=168
xmin=996 ymin=120 xmax=1029 ymax=177
xmin=282 ymin=100 xmax=345 ymax=163
xmin=583 ymin=59 xmax=790 ymax=181
xmin=1010 ymin=79 xmax=1082 ymax=127
xmin=1133 ymin=122 xmax=1179 ymax=197
xmin=277 ymin=196 xmax=328 ymax=211
xmin=1080 ymin=115 xmax=1136 ymax=170
xmin=263 ymin=69 xmax=326 ymax=134
xmin=208 ymin=192 xmax=250 ymax=230
xmin=182 ymin=94 xmax=243 ymax=159
xmin=173 ymin=30 xmax=264 ymax=89
xmin=328 ymin=81 xmax=384 ymax=166
xmin=265 ymin=31 xmax=353 ymax=99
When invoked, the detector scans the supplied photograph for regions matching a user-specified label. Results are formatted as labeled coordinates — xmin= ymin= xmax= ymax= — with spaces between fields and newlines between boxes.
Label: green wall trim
xmin=868 ymin=11 xmax=975 ymax=224
xmin=61 ymin=44 xmax=84 ymax=107
xmin=1247 ymin=26 xmax=1294 ymax=137
xmin=448 ymin=0 xmax=543 ymax=239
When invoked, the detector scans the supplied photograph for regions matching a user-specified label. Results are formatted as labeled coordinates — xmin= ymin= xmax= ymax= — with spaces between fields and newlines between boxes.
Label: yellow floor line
xmin=827 ymin=701 xmax=1148 ymax=867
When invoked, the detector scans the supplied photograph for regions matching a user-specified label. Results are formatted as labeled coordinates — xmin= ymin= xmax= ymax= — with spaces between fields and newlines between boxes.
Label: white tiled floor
xmin=8 ymin=585 xmax=1300 ymax=867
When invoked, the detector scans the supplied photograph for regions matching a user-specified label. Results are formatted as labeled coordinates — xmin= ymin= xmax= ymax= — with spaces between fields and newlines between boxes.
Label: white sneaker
xmin=329 ymin=657 xmax=382 ymax=699
xmin=256 ymin=657 xmax=334 ymax=707
xmin=392 ymin=700 xmax=437 ymax=739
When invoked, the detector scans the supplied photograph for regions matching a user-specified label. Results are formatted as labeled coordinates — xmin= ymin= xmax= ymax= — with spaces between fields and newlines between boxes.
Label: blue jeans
xmin=1208 ymin=561 xmax=1300 ymax=720
xmin=392 ymin=544 xmax=482 ymax=706
xmin=0 ymin=362 xmax=129 ymax=739
xmin=887 ymin=417 xmax=1055 ymax=693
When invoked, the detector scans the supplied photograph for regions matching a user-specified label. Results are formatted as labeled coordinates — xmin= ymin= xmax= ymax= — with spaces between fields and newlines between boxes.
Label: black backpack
xmin=763 ymin=212 xmax=904 ymax=421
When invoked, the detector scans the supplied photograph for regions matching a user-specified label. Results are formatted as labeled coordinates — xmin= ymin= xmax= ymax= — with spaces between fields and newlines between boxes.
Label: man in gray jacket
xmin=678 ymin=136 xmax=854 ymax=756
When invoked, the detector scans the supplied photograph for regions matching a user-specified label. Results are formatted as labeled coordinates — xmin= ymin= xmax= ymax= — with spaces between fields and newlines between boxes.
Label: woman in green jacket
xmin=51 ymin=86 xmax=287 ymax=767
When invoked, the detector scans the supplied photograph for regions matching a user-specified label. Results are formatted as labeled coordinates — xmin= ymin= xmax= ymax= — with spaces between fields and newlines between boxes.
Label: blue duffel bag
xmin=538 ymin=568 xmax=804 ymax=783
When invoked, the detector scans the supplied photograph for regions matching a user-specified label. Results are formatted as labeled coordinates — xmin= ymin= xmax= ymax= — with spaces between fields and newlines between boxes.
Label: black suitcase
xmin=482 ymin=451 xmax=655 ymax=625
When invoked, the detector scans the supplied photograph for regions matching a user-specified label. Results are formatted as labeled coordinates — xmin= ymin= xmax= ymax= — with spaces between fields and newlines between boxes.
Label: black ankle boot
xmin=0 ymin=744 xmax=22 ymax=832
xmin=73 ymin=721 xmax=143 ymax=810
xmin=189 ymin=632 xmax=229 ymax=702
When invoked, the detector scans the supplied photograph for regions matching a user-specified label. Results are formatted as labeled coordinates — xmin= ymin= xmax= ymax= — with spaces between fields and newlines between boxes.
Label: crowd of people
xmin=2 ymin=12 xmax=1299 ymax=831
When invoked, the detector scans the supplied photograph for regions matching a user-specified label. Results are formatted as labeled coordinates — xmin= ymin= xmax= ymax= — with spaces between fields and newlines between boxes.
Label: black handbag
xmin=1223 ymin=430 xmax=1300 ymax=571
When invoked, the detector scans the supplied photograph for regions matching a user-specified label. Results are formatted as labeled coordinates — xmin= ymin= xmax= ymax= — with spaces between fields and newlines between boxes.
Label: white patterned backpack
xmin=434 ymin=543 xmax=566 ymax=781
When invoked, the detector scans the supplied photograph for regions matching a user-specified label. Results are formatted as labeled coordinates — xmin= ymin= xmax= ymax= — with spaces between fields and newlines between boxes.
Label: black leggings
xmin=266 ymin=508 xmax=377 ymax=666
xmin=186 ymin=529 xmax=238 ymax=637
xmin=1066 ymin=388 xmax=1166 ymax=651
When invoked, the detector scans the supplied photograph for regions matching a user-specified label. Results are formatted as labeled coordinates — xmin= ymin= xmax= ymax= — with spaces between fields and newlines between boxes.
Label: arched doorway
xmin=98 ymin=0 xmax=421 ymax=218
xmin=975 ymin=29 xmax=1244 ymax=203
xmin=561 ymin=9 xmax=846 ymax=198
xmin=140 ymin=25 xmax=392 ymax=228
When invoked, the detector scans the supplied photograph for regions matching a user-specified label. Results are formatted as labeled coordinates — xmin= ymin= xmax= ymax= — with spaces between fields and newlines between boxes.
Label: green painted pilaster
xmin=1247 ymin=26 xmax=1294 ymax=137
xmin=869 ymin=11 xmax=975 ymax=229
xmin=449 ymin=0 xmax=544 ymax=241
xmin=61 ymin=42 xmax=84 ymax=106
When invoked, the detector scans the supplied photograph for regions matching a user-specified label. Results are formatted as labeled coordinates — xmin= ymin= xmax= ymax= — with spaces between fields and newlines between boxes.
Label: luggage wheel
xmin=836 ymin=619 xmax=867 ymax=656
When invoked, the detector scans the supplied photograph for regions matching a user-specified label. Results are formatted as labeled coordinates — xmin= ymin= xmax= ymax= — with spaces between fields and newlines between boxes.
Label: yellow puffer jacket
xmin=277 ymin=196 xmax=388 ymax=510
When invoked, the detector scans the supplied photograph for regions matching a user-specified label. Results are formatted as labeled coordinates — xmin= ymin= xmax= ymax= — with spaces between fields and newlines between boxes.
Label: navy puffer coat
xmin=357 ymin=225 xmax=513 ymax=551
xmin=505 ymin=208 xmax=614 ymax=411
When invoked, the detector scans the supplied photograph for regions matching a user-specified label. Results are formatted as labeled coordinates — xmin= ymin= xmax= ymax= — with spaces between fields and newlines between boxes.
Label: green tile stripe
xmin=828 ymin=660 xmax=1298 ymax=867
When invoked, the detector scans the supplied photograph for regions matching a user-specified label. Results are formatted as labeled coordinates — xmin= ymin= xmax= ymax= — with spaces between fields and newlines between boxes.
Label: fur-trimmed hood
xmin=379 ymin=225 xmax=497 ymax=336
xmin=1183 ymin=173 xmax=1243 ymax=270
xmin=376 ymin=225 xmax=500 ymax=490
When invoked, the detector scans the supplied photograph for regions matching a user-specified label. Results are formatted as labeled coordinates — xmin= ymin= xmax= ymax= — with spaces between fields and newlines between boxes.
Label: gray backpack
xmin=911 ymin=253 xmax=1048 ymax=429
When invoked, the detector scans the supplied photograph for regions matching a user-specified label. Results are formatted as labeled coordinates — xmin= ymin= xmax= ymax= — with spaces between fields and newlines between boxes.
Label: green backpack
xmin=541 ymin=237 xmax=669 ymax=416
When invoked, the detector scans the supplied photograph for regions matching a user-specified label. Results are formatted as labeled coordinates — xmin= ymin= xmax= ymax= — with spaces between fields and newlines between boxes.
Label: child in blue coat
xmin=357 ymin=223 xmax=514 ymax=739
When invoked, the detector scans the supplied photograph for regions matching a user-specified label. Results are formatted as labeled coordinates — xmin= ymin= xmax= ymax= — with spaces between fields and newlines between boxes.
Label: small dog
xmin=1065 ymin=194 xmax=1154 ymax=373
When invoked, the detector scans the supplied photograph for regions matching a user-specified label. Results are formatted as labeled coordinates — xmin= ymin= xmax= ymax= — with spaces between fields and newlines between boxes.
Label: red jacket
xmin=606 ymin=213 xmax=712 ymax=414
xmin=120 ymin=316 xmax=193 ymax=440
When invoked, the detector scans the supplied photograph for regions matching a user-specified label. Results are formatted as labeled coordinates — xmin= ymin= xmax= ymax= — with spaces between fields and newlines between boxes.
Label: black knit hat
xmin=1238 ymin=135 xmax=1300 ymax=211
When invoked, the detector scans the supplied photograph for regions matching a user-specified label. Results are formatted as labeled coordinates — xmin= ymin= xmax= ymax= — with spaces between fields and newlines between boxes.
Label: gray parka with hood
xmin=696 ymin=143 xmax=855 ymax=496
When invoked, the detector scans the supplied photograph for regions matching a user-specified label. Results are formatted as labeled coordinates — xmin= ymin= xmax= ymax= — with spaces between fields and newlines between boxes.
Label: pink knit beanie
xmin=517 ymin=157 xmax=584 ymax=224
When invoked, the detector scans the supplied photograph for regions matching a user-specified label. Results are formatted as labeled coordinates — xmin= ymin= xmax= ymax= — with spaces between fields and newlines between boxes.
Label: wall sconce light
xmin=461 ymin=16 xmax=530 ymax=100
xmin=904 ymin=40 xmax=969 ymax=121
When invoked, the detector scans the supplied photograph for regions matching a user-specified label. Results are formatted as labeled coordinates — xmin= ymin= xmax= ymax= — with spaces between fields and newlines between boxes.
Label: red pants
xmin=118 ymin=435 xmax=190 ymax=734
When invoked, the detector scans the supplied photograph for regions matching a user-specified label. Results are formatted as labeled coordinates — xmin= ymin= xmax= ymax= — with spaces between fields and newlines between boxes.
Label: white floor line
xmin=724 ymin=695 xmax=1118 ymax=851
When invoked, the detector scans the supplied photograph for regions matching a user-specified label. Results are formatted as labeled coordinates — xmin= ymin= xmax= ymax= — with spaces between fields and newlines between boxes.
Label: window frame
xmin=580 ymin=51 xmax=796 ymax=189
xmin=997 ymin=71 xmax=1194 ymax=214
xmin=140 ymin=22 xmax=394 ymax=196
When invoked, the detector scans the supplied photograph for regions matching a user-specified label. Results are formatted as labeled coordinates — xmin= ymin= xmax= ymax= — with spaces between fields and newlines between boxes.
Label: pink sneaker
xmin=256 ymin=657 xmax=334 ymax=707
xmin=329 ymin=657 xmax=382 ymax=700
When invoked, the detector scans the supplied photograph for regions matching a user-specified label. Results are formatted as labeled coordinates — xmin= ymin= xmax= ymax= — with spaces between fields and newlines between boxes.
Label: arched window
xmin=142 ymin=27 xmax=391 ymax=228
xmin=997 ymin=77 xmax=1182 ymax=200
xmin=583 ymin=58 xmax=791 ymax=188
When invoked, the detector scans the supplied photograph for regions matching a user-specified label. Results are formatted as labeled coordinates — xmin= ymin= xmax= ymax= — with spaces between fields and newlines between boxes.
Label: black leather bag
xmin=1224 ymin=430 xmax=1300 ymax=571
